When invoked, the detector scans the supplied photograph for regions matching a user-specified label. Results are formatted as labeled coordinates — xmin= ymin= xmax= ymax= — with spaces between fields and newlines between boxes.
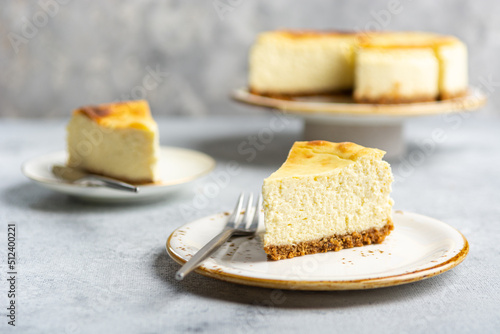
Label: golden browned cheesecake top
xmin=357 ymin=31 xmax=460 ymax=49
xmin=255 ymin=30 xmax=359 ymax=45
xmin=273 ymin=30 xmax=356 ymax=39
xmin=256 ymin=30 xmax=461 ymax=49
xmin=267 ymin=141 xmax=385 ymax=179
xmin=74 ymin=100 xmax=156 ymax=130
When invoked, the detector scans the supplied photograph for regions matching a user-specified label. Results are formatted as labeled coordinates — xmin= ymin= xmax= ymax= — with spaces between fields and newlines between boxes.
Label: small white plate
xmin=22 ymin=146 xmax=215 ymax=202
xmin=167 ymin=211 xmax=468 ymax=290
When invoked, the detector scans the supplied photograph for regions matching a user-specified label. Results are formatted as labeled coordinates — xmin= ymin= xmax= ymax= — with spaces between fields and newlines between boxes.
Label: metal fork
xmin=175 ymin=193 xmax=261 ymax=280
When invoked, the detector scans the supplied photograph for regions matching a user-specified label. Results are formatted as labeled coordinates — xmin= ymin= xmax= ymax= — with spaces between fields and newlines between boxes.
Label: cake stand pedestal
xmin=232 ymin=88 xmax=486 ymax=159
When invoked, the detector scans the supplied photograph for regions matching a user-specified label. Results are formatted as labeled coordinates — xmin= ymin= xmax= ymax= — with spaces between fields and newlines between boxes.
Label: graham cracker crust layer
xmin=249 ymin=87 xmax=352 ymax=100
xmin=353 ymin=94 xmax=438 ymax=104
xmin=250 ymin=87 xmax=466 ymax=104
xmin=264 ymin=220 xmax=394 ymax=261
xmin=353 ymin=90 xmax=467 ymax=104
xmin=440 ymin=90 xmax=467 ymax=100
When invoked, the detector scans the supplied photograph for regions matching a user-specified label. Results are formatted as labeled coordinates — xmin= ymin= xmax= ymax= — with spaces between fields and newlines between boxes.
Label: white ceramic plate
xmin=22 ymin=146 xmax=215 ymax=202
xmin=167 ymin=211 xmax=468 ymax=290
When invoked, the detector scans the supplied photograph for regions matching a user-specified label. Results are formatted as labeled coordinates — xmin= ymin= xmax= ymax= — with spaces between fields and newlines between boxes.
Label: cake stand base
xmin=303 ymin=121 xmax=404 ymax=159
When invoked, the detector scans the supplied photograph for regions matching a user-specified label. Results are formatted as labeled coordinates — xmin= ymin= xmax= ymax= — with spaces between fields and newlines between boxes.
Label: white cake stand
xmin=232 ymin=88 xmax=486 ymax=158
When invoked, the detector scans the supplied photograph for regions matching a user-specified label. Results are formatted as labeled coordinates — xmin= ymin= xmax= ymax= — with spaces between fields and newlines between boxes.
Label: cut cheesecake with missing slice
xmin=248 ymin=30 xmax=468 ymax=103
xmin=262 ymin=141 xmax=394 ymax=260
xmin=67 ymin=100 xmax=160 ymax=184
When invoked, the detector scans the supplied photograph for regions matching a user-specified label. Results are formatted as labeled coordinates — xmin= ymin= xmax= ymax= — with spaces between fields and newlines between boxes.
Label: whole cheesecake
xmin=249 ymin=30 xmax=468 ymax=103
xmin=66 ymin=100 xmax=160 ymax=184
xmin=262 ymin=141 xmax=394 ymax=260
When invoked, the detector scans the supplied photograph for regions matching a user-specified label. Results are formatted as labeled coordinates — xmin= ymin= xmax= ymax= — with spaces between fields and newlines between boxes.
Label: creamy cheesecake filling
xmin=353 ymin=32 xmax=468 ymax=103
xmin=67 ymin=102 xmax=160 ymax=184
xmin=249 ymin=32 xmax=357 ymax=95
xmin=436 ymin=40 xmax=468 ymax=99
xmin=354 ymin=47 xmax=440 ymax=103
xmin=263 ymin=156 xmax=393 ymax=247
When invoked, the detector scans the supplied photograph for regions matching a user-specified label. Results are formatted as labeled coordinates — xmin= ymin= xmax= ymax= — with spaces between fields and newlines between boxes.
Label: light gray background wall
xmin=1 ymin=0 xmax=499 ymax=118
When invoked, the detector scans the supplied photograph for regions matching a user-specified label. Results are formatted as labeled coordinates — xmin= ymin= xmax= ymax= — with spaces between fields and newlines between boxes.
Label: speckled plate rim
xmin=166 ymin=212 xmax=469 ymax=290
xmin=232 ymin=87 xmax=486 ymax=118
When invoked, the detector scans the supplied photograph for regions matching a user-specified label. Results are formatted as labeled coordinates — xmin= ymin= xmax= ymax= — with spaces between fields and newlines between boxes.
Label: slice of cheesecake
xmin=249 ymin=30 xmax=358 ymax=97
xmin=67 ymin=100 xmax=160 ymax=184
xmin=262 ymin=141 xmax=394 ymax=260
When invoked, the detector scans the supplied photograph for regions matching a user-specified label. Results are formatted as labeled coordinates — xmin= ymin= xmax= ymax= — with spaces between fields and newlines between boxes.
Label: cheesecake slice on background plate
xmin=66 ymin=100 xmax=160 ymax=184
xmin=22 ymin=100 xmax=216 ymax=202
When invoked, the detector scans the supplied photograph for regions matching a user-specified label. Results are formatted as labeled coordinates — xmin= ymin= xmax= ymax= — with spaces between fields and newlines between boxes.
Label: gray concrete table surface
xmin=0 ymin=113 xmax=499 ymax=333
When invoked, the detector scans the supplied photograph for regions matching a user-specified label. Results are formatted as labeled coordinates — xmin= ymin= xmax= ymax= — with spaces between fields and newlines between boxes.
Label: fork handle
xmin=88 ymin=176 xmax=139 ymax=193
xmin=175 ymin=229 xmax=235 ymax=280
